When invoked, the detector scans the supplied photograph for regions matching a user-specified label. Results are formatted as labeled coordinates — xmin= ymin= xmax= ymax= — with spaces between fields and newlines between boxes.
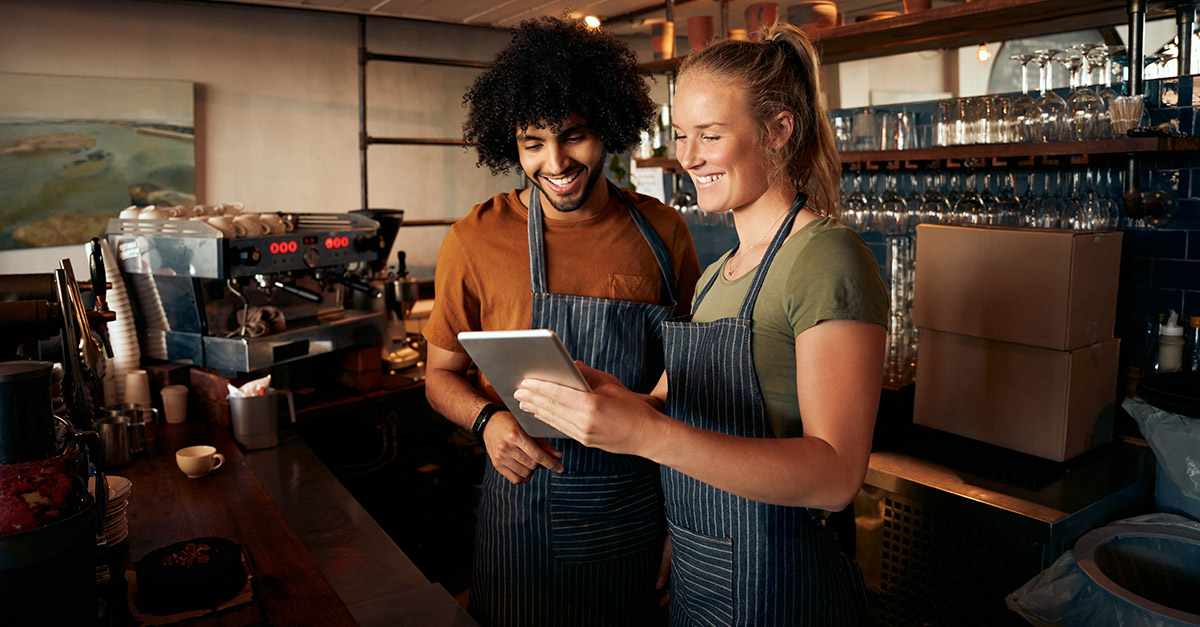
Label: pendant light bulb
xmin=977 ymin=43 xmax=991 ymax=63
xmin=584 ymin=15 xmax=601 ymax=29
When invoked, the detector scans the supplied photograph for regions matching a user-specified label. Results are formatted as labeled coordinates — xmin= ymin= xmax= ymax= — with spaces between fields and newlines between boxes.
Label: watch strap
xmin=471 ymin=402 xmax=504 ymax=438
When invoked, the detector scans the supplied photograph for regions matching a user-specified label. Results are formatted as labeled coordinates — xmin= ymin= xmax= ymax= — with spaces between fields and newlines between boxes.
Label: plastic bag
xmin=1006 ymin=513 xmax=1200 ymax=626
xmin=1124 ymin=396 xmax=1200 ymax=519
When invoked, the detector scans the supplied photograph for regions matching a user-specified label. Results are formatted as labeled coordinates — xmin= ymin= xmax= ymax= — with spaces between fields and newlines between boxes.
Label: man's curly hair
xmin=463 ymin=16 xmax=657 ymax=175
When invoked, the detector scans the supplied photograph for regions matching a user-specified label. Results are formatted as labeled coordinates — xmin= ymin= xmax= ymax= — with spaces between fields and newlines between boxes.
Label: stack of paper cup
xmin=98 ymin=239 xmax=142 ymax=405
xmin=160 ymin=385 xmax=189 ymax=424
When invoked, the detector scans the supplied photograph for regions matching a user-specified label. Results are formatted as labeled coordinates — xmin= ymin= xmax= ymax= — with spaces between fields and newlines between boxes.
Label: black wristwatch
xmin=471 ymin=403 xmax=504 ymax=438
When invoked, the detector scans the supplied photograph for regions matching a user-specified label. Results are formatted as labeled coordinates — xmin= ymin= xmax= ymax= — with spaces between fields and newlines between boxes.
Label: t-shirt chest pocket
xmin=609 ymin=273 xmax=662 ymax=304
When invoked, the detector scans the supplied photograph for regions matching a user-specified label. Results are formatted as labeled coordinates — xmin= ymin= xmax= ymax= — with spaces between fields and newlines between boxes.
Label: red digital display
xmin=269 ymin=241 xmax=298 ymax=255
xmin=324 ymin=236 xmax=350 ymax=249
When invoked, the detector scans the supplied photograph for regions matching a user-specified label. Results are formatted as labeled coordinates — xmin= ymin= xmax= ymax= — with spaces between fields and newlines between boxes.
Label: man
xmin=423 ymin=16 xmax=701 ymax=627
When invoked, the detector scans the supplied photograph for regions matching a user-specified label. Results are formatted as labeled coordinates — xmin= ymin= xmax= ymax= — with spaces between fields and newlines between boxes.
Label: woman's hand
xmin=514 ymin=362 xmax=669 ymax=457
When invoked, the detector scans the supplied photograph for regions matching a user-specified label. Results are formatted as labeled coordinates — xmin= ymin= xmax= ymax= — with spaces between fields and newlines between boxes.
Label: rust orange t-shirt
xmin=424 ymin=187 xmax=701 ymax=354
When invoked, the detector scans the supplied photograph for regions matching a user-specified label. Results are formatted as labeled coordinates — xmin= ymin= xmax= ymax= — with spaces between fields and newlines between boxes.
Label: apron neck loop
xmin=528 ymin=182 xmax=678 ymax=306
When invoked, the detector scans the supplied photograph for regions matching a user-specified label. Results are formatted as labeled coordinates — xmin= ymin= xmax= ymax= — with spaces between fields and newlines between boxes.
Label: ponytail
xmin=678 ymin=23 xmax=842 ymax=218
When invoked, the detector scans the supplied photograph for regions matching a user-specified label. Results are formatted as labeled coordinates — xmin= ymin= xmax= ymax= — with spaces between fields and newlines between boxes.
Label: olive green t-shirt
xmin=691 ymin=216 xmax=888 ymax=438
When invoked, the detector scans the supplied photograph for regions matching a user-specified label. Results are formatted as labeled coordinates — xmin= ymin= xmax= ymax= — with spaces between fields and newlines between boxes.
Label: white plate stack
xmin=98 ymin=239 xmax=142 ymax=405
xmin=88 ymin=474 xmax=133 ymax=545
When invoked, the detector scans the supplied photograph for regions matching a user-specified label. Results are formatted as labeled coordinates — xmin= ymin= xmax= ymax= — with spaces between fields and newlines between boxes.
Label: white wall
xmin=0 ymin=0 xmax=521 ymax=277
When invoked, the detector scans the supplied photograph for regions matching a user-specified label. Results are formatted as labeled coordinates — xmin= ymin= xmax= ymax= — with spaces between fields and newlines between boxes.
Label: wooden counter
xmin=112 ymin=421 xmax=355 ymax=626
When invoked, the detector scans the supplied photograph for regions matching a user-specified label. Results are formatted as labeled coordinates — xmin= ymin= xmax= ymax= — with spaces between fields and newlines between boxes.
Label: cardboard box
xmin=913 ymin=225 xmax=1122 ymax=351
xmin=913 ymin=329 xmax=1119 ymax=462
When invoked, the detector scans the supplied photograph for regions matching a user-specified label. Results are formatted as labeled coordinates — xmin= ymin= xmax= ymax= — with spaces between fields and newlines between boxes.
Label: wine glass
xmin=877 ymin=172 xmax=907 ymax=235
xmin=1007 ymin=54 xmax=1039 ymax=143
xmin=1061 ymin=169 xmax=1094 ymax=230
xmin=1066 ymin=44 xmax=1107 ymax=140
xmin=843 ymin=171 xmax=871 ymax=232
xmin=903 ymin=171 xmax=926 ymax=234
xmin=994 ymin=172 xmax=1024 ymax=226
xmin=1032 ymin=49 xmax=1068 ymax=141
xmin=977 ymin=170 xmax=1001 ymax=225
xmin=953 ymin=171 xmax=985 ymax=225
xmin=920 ymin=171 xmax=953 ymax=225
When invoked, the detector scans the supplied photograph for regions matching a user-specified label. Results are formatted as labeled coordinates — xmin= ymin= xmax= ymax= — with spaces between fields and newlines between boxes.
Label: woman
xmin=514 ymin=22 xmax=887 ymax=625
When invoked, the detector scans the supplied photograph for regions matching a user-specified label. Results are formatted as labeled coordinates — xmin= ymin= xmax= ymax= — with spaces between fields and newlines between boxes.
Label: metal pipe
xmin=1178 ymin=2 xmax=1196 ymax=77
xmin=1128 ymin=0 xmax=1147 ymax=96
xmin=358 ymin=16 xmax=369 ymax=210
xmin=721 ymin=0 xmax=730 ymax=38
xmin=665 ymin=0 xmax=675 ymax=24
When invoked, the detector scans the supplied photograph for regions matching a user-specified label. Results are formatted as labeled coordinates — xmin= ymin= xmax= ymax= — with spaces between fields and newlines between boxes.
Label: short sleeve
xmin=422 ymin=227 xmax=481 ymax=353
xmin=784 ymin=228 xmax=888 ymax=337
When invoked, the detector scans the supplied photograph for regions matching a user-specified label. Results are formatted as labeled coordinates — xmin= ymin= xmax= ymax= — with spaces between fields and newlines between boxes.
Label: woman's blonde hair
xmin=677 ymin=23 xmax=841 ymax=218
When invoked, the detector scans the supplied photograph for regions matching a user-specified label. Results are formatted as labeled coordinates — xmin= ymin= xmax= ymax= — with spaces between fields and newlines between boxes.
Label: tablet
xmin=457 ymin=329 xmax=590 ymax=439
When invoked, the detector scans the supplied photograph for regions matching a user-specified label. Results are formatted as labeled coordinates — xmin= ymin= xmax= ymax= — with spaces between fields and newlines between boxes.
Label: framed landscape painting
xmin=0 ymin=72 xmax=195 ymax=250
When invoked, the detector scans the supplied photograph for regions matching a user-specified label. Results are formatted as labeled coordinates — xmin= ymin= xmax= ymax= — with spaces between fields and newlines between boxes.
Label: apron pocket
xmin=550 ymin=468 xmax=662 ymax=565
xmin=668 ymin=519 xmax=735 ymax=627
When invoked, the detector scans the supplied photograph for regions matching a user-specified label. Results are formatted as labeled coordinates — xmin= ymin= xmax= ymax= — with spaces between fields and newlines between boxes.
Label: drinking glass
xmin=852 ymin=109 xmax=880 ymax=151
xmin=1061 ymin=169 xmax=1095 ymax=230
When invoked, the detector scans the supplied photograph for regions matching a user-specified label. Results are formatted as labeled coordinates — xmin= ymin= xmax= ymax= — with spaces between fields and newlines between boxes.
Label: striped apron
xmin=469 ymin=184 xmax=677 ymax=627
xmin=660 ymin=194 xmax=868 ymax=626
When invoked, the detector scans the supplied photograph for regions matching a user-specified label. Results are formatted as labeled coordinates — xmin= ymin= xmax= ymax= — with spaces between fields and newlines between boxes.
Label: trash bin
xmin=1006 ymin=513 xmax=1200 ymax=626
xmin=1125 ymin=372 xmax=1200 ymax=521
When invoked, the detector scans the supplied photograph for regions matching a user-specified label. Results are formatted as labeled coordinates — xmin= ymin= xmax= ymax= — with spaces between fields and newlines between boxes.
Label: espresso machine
xmin=106 ymin=212 xmax=388 ymax=374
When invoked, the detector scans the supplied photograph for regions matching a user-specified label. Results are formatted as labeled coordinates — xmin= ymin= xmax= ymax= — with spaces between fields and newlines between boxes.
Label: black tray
xmin=1137 ymin=372 xmax=1200 ymax=419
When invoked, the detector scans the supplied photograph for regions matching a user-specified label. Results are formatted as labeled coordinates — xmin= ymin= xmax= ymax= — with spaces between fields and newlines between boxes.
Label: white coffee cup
xmin=124 ymin=369 xmax=151 ymax=405
xmin=119 ymin=205 xmax=143 ymax=220
xmin=258 ymin=213 xmax=294 ymax=235
xmin=205 ymin=216 xmax=247 ymax=239
xmin=161 ymin=385 xmax=189 ymax=424
xmin=233 ymin=213 xmax=270 ymax=237
xmin=176 ymin=445 xmax=224 ymax=478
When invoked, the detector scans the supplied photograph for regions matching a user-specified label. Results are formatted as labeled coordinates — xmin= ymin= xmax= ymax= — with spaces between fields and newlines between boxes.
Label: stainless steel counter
xmin=245 ymin=429 xmax=478 ymax=627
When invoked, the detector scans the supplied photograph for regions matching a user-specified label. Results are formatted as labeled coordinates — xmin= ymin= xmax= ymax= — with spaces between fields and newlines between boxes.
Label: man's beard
xmin=533 ymin=163 xmax=605 ymax=213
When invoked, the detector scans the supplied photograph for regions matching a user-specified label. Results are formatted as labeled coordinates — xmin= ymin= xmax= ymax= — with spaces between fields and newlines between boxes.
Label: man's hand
xmin=482 ymin=411 xmax=564 ymax=484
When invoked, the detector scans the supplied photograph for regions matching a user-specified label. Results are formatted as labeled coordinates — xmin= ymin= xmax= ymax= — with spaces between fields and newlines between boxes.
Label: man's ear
xmin=768 ymin=110 xmax=795 ymax=150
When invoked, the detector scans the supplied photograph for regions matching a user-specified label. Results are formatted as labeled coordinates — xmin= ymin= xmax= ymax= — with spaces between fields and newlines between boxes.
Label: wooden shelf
xmin=637 ymin=0 xmax=1174 ymax=69
xmin=637 ymin=137 xmax=1198 ymax=172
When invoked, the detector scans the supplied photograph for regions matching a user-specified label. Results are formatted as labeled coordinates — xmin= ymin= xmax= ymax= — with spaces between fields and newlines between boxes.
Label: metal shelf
xmin=636 ymin=136 xmax=1199 ymax=171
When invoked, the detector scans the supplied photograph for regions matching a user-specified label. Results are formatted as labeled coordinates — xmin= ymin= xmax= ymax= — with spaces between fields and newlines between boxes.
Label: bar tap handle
xmin=88 ymin=238 xmax=108 ymax=313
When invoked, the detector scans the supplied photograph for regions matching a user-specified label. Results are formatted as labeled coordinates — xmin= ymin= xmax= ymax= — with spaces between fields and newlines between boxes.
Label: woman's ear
xmin=769 ymin=110 xmax=794 ymax=150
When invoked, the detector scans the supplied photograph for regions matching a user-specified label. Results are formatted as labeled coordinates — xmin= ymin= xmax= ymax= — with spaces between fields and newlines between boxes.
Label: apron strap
xmin=737 ymin=192 xmax=808 ymax=319
xmin=690 ymin=193 xmax=809 ymax=317
xmin=528 ymin=183 xmax=678 ymax=306
xmin=615 ymin=184 xmax=678 ymax=307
